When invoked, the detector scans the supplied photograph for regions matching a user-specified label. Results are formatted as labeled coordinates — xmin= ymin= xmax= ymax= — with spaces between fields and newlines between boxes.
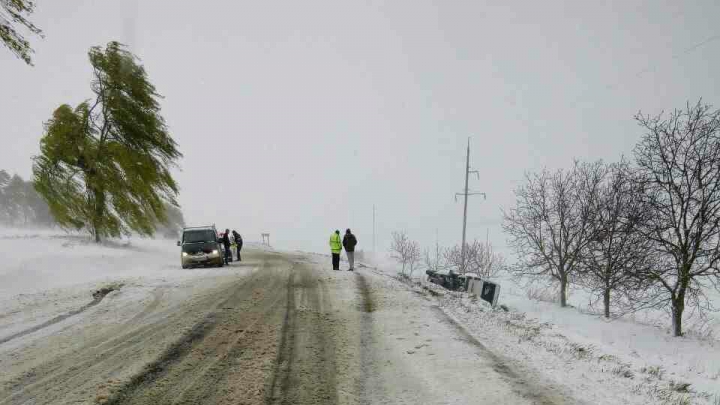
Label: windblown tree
xmin=502 ymin=161 xmax=605 ymax=307
xmin=0 ymin=170 xmax=10 ymax=223
xmin=1 ymin=0 xmax=42 ymax=64
xmin=578 ymin=161 xmax=651 ymax=318
xmin=632 ymin=100 xmax=720 ymax=337
xmin=33 ymin=42 xmax=182 ymax=242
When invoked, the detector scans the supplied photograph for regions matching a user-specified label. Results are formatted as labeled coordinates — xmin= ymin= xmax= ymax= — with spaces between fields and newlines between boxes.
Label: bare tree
xmin=423 ymin=247 xmax=445 ymax=273
xmin=406 ymin=239 xmax=421 ymax=277
xmin=389 ymin=231 xmax=410 ymax=273
xmin=578 ymin=161 xmax=651 ymax=318
xmin=502 ymin=161 xmax=605 ymax=307
xmin=632 ymin=100 xmax=720 ymax=337
xmin=389 ymin=231 xmax=421 ymax=278
xmin=444 ymin=240 xmax=505 ymax=278
xmin=423 ymin=233 xmax=447 ymax=273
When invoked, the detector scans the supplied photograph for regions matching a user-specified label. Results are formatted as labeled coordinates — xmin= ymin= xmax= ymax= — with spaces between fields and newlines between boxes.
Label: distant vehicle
xmin=177 ymin=225 xmax=225 ymax=268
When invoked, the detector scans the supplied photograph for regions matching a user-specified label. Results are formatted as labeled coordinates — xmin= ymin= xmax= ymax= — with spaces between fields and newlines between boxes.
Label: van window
xmin=182 ymin=230 xmax=216 ymax=244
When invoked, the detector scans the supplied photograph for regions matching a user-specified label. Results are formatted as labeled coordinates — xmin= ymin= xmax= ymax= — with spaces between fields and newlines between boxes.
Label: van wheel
xmin=182 ymin=264 xmax=188 ymax=269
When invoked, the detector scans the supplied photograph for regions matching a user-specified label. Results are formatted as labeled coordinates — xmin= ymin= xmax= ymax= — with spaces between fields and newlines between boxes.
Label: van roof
xmin=182 ymin=226 xmax=215 ymax=231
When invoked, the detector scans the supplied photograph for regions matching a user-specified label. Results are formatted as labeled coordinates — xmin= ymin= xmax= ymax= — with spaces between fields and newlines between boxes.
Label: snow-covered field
xmin=0 ymin=227 xmax=257 ymax=349
xmin=363 ymin=252 xmax=720 ymax=405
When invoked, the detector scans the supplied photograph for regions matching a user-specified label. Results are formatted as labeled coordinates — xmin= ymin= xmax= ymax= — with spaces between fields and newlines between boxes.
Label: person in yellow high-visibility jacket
xmin=329 ymin=230 xmax=342 ymax=270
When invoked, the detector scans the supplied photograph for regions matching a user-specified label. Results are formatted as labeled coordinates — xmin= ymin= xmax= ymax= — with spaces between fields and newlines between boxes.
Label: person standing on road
xmin=342 ymin=229 xmax=358 ymax=271
xmin=222 ymin=229 xmax=232 ymax=264
xmin=329 ymin=230 xmax=342 ymax=270
xmin=232 ymin=230 xmax=243 ymax=261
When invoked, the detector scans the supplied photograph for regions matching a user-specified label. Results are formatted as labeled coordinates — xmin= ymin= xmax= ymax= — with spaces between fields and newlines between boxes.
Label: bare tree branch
xmin=502 ymin=160 xmax=604 ymax=307
xmin=632 ymin=99 xmax=720 ymax=336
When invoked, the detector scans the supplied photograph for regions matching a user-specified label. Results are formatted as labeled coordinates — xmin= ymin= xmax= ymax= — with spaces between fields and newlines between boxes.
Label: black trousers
xmin=237 ymin=245 xmax=242 ymax=261
xmin=332 ymin=253 xmax=340 ymax=270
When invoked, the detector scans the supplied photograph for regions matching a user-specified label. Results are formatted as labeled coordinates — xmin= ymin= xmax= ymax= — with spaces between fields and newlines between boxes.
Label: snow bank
xmin=491 ymin=273 xmax=720 ymax=402
xmin=364 ymin=251 xmax=720 ymax=404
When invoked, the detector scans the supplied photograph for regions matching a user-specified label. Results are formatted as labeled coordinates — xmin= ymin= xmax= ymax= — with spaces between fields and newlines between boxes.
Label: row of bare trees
xmin=503 ymin=100 xmax=720 ymax=336
xmin=389 ymin=231 xmax=506 ymax=280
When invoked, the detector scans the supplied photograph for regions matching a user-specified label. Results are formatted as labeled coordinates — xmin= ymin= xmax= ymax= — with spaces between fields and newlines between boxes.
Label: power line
xmin=576 ymin=33 xmax=720 ymax=105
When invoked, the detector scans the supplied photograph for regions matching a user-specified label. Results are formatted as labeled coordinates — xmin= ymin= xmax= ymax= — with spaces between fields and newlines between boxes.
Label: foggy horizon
xmin=2 ymin=0 xmax=719 ymax=255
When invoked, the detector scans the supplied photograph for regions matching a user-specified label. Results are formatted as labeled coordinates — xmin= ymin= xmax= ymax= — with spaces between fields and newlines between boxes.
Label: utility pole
xmin=455 ymin=138 xmax=486 ymax=274
xmin=435 ymin=227 xmax=440 ymax=271
xmin=372 ymin=204 xmax=376 ymax=254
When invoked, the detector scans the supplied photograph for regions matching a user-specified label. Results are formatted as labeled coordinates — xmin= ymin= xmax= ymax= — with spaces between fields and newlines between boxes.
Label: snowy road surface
xmin=0 ymin=241 xmax=576 ymax=404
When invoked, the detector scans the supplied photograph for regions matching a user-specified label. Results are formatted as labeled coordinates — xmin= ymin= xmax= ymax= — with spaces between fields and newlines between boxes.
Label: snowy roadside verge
xmin=438 ymin=292 xmax=718 ymax=405
xmin=359 ymin=259 xmax=720 ymax=405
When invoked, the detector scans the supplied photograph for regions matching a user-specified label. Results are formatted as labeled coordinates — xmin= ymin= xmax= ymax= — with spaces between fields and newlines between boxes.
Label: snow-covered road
xmin=0 ymin=233 xmax=577 ymax=404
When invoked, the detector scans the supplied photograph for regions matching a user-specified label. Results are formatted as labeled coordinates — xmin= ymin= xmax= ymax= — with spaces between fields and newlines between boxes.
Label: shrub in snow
xmin=443 ymin=240 xmax=506 ymax=278
xmin=612 ymin=365 xmax=635 ymax=379
xmin=641 ymin=366 xmax=665 ymax=380
xmin=389 ymin=231 xmax=421 ymax=278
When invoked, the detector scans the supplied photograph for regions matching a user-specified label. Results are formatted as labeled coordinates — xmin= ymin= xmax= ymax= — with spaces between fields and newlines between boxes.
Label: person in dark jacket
xmin=232 ymin=230 xmax=243 ymax=261
xmin=342 ymin=228 xmax=358 ymax=271
xmin=222 ymin=229 xmax=232 ymax=264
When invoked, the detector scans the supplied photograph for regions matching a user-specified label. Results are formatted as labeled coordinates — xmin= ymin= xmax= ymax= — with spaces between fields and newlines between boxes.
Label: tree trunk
xmin=603 ymin=287 xmax=611 ymax=318
xmin=89 ymin=185 xmax=104 ymax=244
xmin=671 ymin=298 xmax=684 ymax=337
xmin=559 ymin=272 xmax=568 ymax=307
xmin=672 ymin=286 xmax=686 ymax=337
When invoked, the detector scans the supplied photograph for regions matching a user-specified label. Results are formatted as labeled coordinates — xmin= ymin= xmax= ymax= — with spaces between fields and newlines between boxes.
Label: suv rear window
xmin=183 ymin=230 xmax=216 ymax=244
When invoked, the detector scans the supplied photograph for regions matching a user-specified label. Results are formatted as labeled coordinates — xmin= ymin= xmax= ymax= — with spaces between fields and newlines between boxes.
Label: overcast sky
xmin=2 ymin=0 xmax=719 ymax=255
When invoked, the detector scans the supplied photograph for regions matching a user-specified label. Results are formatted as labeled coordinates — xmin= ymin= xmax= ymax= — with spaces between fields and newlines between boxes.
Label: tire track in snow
xmin=0 ymin=286 xmax=118 ymax=346
xmin=103 ymin=260 xmax=282 ymax=404
xmin=0 ymin=259 xmax=271 ymax=405
xmin=266 ymin=270 xmax=297 ymax=404
xmin=266 ymin=262 xmax=341 ymax=405
xmin=354 ymin=271 xmax=381 ymax=405
xmin=354 ymin=272 xmax=375 ymax=313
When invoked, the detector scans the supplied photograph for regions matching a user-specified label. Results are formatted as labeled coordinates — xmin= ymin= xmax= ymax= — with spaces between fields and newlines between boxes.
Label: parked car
xmin=177 ymin=225 xmax=225 ymax=268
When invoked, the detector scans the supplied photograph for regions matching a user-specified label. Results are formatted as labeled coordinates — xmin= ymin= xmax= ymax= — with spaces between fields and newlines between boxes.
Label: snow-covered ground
xmin=363 ymin=252 xmax=720 ymax=405
xmin=2 ymin=228 xmax=719 ymax=404
xmin=0 ymin=227 xmax=258 ymax=348
xmin=0 ymin=229 xmax=576 ymax=404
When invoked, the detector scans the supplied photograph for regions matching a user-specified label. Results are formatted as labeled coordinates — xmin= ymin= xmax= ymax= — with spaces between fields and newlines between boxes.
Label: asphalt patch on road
xmin=0 ymin=284 xmax=121 ymax=346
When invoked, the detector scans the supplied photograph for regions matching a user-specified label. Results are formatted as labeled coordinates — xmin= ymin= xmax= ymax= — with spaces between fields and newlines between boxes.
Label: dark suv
xmin=177 ymin=226 xmax=225 ymax=268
